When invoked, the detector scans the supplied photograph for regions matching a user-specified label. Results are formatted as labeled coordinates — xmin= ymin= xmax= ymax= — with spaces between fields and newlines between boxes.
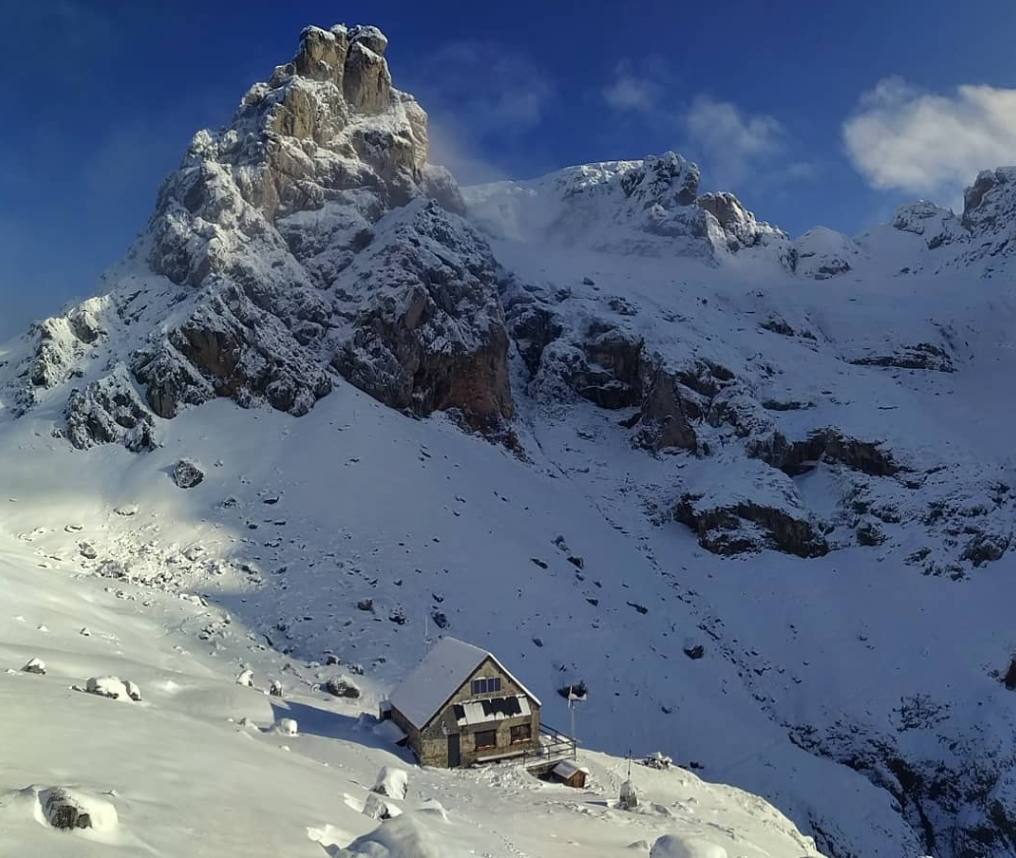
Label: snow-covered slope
xmin=0 ymin=536 xmax=822 ymax=857
xmin=4 ymin=19 xmax=1016 ymax=858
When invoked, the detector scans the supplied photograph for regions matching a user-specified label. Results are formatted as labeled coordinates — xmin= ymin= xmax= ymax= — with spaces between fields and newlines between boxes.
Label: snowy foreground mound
xmin=0 ymin=544 xmax=820 ymax=857
xmin=5 ymin=18 xmax=1016 ymax=858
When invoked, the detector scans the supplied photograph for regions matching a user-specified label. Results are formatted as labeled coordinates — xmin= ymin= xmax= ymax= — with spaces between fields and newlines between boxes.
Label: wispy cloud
xmin=404 ymin=40 xmax=555 ymax=184
xmin=602 ymin=61 xmax=664 ymax=113
xmin=415 ymin=41 xmax=553 ymax=134
xmin=843 ymin=77 xmax=1016 ymax=202
xmin=680 ymin=96 xmax=788 ymax=188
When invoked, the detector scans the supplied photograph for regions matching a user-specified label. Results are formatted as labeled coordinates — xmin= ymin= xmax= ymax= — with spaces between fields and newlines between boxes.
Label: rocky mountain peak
xmin=961 ymin=166 xmax=1016 ymax=232
xmin=2 ymin=23 xmax=509 ymax=448
xmin=617 ymin=151 xmax=700 ymax=209
xmin=466 ymin=151 xmax=788 ymax=262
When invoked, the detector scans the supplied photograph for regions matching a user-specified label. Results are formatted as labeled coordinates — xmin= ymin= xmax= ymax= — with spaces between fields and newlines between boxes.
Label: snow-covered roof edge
xmin=388 ymin=636 xmax=541 ymax=730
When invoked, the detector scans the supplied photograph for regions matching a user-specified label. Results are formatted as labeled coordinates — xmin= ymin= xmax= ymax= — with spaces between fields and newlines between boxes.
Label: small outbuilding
xmin=384 ymin=637 xmax=542 ymax=768
xmin=551 ymin=759 xmax=589 ymax=788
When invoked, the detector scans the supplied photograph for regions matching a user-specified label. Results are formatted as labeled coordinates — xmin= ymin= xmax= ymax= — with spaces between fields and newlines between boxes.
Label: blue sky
xmin=4 ymin=0 xmax=1016 ymax=337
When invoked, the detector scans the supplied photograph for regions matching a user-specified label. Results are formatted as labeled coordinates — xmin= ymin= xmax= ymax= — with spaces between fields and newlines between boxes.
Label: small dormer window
xmin=471 ymin=676 xmax=502 ymax=695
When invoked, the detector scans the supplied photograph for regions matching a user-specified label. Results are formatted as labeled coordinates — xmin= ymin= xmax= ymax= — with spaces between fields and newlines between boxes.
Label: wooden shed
xmin=384 ymin=637 xmax=542 ymax=768
xmin=551 ymin=759 xmax=589 ymax=788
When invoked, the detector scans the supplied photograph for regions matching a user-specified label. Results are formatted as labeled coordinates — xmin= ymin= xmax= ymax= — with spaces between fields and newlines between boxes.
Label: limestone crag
xmin=4 ymin=24 xmax=508 ymax=447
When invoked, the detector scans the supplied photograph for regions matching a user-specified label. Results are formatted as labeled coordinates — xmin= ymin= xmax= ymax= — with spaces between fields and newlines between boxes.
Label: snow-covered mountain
xmin=4 ymin=21 xmax=1016 ymax=858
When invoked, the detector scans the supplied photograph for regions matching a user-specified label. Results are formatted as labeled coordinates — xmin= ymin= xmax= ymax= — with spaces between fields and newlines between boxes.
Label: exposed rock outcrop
xmin=332 ymin=200 xmax=511 ymax=428
xmin=892 ymin=201 xmax=966 ymax=250
xmin=675 ymin=490 xmax=829 ymax=558
xmin=792 ymin=227 xmax=861 ymax=279
xmin=172 ymin=459 xmax=205 ymax=489
xmin=465 ymin=152 xmax=789 ymax=262
xmin=5 ymin=23 xmax=512 ymax=449
xmin=64 ymin=366 xmax=158 ymax=452
xmin=848 ymin=342 xmax=955 ymax=373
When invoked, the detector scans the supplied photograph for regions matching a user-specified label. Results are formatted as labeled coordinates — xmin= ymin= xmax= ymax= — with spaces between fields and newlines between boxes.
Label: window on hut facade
xmin=471 ymin=677 xmax=502 ymax=695
xmin=475 ymin=729 xmax=497 ymax=750
xmin=510 ymin=723 xmax=532 ymax=744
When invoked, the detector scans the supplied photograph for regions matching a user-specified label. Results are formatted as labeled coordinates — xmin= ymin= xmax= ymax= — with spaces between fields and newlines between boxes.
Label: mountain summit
xmin=4 ymin=23 xmax=510 ymax=449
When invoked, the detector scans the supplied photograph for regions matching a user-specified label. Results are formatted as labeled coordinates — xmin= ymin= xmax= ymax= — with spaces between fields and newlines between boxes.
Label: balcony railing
xmin=522 ymin=723 xmax=577 ymax=769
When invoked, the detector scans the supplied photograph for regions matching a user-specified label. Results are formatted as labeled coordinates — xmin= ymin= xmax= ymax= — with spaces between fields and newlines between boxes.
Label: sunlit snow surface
xmin=4 ymin=159 xmax=1016 ymax=855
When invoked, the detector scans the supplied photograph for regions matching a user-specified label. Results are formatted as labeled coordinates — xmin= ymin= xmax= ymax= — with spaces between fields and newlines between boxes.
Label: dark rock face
xmin=633 ymin=364 xmax=702 ymax=451
xmin=675 ymin=494 xmax=829 ymax=558
xmin=40 ymin=789 xmax=92 ymax=831
xmin=172 ymin=459 xmax=205 ymax=489
xmin=132 ymin=285 xmax=334 ymax=419
xmin=325 ymin=677 xmax=361 ymax=698
xmin=849 ymin=342 xmax=955 ymax=373
xmin=332 ymin=200 xmax=512 ymax=429
xmin=64 ymin=366 xmax=158 ymax=452
xmin=683 ymin=644 xmax=705 ymax=660
xmin=790 ymin=716 xmax=1016 ymax=858
xmin=750 ymin=428 xmax=900 ymax=478
xmin=1003 ymin=658 xmax=1016 ymax=691
xmin=962 ymin=532 xmax=1010 ymax=566
xmin=856 ymin=519 xmax=887 ymax=546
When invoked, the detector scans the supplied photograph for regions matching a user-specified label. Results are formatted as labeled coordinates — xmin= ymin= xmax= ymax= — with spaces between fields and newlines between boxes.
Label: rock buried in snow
xmin=236 ymin=669 xmax=254 ymax=687
xmin=363 ymin=791 xmax=401 ymax=820
xmin=113 ymin=504 xmax=138 ymax=517
xmin=172 ymin=458 xmax=205 ymax=488
xmin=325 ymin=676 xmax=361 ymax=699
xmin=277 ymin=718 xmax=298 ymax=736
xmin=642 ymin=751 xmax=673 ymax=769
xmin=38 ymin=787 xmax=118 ymax=833
xmin=372 ymin=766 xmax=408 ymax=799
xmin=337 ymin=812 xmax=449 ymax=857
xmin=83 ymin=676 xmax=140 ymax=701
xmin=558 ymin=681 xmax=588 ymax=701
xmin=21 ymin=658 xmax=46 ymax=675
xmin=650 ymin=835 xmax=728 ymax=858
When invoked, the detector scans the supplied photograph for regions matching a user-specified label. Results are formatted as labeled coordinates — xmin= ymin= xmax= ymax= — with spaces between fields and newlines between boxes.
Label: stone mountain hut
xmin=382 ymin=637 xmax=542 ymax=767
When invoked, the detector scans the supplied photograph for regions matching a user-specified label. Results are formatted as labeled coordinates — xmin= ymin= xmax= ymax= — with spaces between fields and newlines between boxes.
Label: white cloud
xmin=843 ymin=77 xmax=1016 ymax=199
xmin=602 ymin=63 xmax=662 ymax=112
xmin=681 ymin=96 xmax=786 ymax=187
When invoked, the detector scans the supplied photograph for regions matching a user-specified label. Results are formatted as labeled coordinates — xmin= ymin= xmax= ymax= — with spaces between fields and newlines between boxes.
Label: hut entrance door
xmin=447 ymin=732 xmax=461 ymax=767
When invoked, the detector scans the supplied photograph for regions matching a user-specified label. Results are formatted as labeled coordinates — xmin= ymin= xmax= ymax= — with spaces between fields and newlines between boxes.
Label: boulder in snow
xmin=38 ymin=787 xmax=118 ymax=833
xmin=325 ymin=676 xmax=361 ymax=699
xmin=650 ymin=835 xmax=728 ymax=858
xmin=21 ymin=658 xmax=46 ymax=675
xmin=372 ymin=765 xmax=408 ymax=799
xmin=84 ymin=676 xmax=137 ymax=701
xmin=334 ymin=812 xmax=451 ymax=857
xmin=363 ymin=791 xmax=402 ymax=820
xmin=172 ymin=459 xmax=205 ymax=488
